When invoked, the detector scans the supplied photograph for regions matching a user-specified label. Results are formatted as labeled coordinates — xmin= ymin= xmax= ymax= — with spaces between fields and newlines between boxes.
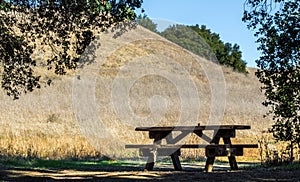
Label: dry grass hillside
xmin=0 ymin=25 xmax=272 ymax=160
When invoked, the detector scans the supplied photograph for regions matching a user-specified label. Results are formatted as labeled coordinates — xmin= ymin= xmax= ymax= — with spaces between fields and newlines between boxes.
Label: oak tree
xmin=0 ymin=0 xmax=143 ymax=99
xmin=243 ymin=0 xmax=300 ymax=161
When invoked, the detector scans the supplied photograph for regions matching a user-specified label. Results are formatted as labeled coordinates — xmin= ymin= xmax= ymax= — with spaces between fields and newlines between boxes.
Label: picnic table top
xmin=135 ymin=125 xmax=251 ymax=132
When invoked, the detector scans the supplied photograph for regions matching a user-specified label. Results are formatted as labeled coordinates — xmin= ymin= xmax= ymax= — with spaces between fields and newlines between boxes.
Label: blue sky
xmin=138 ymin=0 xmax=260 ymax=68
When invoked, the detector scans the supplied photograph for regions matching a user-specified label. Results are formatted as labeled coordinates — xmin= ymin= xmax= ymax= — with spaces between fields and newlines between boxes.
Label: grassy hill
xmin=0 ymin=25 xmax=272 ymax=160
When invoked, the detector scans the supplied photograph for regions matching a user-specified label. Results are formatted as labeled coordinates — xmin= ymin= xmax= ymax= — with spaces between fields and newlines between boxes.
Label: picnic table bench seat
xmin=125 ymin=144 xmax=258 ymax=157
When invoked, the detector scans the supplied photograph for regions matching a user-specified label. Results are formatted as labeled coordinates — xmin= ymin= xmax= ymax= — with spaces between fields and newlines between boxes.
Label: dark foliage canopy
xmin=136 ymin=14 xmax=157 ymax=33
xmin=160 ymin=24 xmax=248 ymax=73
xmin=0 ymin=0 xmax=143 ymax=99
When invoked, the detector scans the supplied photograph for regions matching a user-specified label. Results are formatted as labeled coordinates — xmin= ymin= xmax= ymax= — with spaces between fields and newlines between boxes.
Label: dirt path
xmin=1 ymin=166 xmax=300 ymax=181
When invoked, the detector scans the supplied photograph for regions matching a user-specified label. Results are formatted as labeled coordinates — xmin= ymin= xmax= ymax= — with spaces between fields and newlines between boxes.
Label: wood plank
xmin=233 ymin=144 xmax=258 ymax=148
xmin=135 ymin=125 xmax=251 ymax=132
xmin=140 ymin=148 xmax=181 ymax=157
xmin=125 ymin=144 xmax=204 ymax=148
xmin=125 ymin=144 xmax=219 ymax=149
xmin=125 ymin=144 xmax=258 ymax=149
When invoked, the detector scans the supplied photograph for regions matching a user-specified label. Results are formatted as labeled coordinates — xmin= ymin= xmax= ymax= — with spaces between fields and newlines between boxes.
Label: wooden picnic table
xmin=126 ymin=125 xmax=258 ymax=172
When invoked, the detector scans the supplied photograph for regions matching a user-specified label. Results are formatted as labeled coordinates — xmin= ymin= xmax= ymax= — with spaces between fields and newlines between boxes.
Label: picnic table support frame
xmin=223 ymin=137 xmax=238 ymax=170
xmin=145 ymin=135 xmax=161 ymax=171
xmin=126 ymin=125 xmax=257 ymax=172
xmin=205 ymin=129 xmax=239 ymax=172
xmin=228 ymin=156 xmax=238 ymax=170
xmin=205 ymin=134 xmax=220 ymax=172
xmin=145 ymin=131 xmax=183 ymax=171
xmin=166 ymin=132 xmax=183 ymax=170
xmin=145 ymin=150 xmax=157 ymax=171
xmin=171 ymin=153 xmax=182 ymax=170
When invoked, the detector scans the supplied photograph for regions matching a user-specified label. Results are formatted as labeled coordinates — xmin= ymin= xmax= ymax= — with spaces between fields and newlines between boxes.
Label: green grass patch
xmin=0 ymin=158 xmax=144 ymax=170
xmin=274 ymin=162 xmax=300 ymax=170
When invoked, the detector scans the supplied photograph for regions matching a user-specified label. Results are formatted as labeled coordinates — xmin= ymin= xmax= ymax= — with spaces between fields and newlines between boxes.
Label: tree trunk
xmin=290 ymin=141 xmax=294 ymax=163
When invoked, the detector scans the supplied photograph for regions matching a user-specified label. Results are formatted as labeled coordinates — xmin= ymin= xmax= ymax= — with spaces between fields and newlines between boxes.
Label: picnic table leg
xmin=144 ymin=133 xmax=166 ymax=171
xmin=171 ymin=153 xmax=182 ymax=171
xmin=145 ymin=150 xmax=157 ymax=171
xmin=166 ymin=132 xmax=183 ymax=171
xmin=228 ymin=156 xmax=238 ymax=170
xmin=205 ymin=136 xmax=220 ymax=172
xmin=205 ymin=156 xmax=215 ymax=172
xmin=223 ymin=137 xmax=238 ymax=170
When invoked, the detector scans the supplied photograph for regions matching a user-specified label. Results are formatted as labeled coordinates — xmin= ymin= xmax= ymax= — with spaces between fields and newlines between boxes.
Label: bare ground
xmin=1 ymin=163 xmax=300 ymax=181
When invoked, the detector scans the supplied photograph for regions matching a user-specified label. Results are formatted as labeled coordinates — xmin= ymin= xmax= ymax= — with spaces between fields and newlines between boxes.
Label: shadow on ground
xmin=1 ymin=163 xmax=300 ymax=181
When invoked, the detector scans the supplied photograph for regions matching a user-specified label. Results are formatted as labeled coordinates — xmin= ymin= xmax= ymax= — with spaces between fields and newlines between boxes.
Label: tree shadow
xmin=1 ymin=161 xmax=299 ymax=181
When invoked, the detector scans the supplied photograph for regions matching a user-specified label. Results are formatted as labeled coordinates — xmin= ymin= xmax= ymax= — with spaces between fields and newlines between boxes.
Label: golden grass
xmin=0 ymin=26 xmax=273 ymax=160
xmin=0 ymin=130 xmax=100 ymax=159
